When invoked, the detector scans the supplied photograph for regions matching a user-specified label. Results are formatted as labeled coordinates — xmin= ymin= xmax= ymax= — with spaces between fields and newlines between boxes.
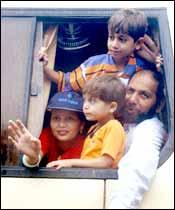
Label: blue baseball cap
xmin=47 ymin=91 xmax=83 ymax=113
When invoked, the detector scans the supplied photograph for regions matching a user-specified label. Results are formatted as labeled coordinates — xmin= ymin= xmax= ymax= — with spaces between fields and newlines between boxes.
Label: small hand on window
xmin=38 ymin=46 xmax=49 ymax=66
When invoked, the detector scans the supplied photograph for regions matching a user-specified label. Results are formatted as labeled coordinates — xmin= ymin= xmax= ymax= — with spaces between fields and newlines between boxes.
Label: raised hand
xmin=136 ymin=34 xmax=163 ymax=71
xmin=8 ymin=120 xmax=41 ymax=161
xmin=38 ymin=46 xmax=49 ymax=66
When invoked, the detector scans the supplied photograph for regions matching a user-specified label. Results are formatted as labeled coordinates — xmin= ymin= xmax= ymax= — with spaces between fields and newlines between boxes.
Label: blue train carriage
xmin=1 ymin=7 xmax=174 ymax=209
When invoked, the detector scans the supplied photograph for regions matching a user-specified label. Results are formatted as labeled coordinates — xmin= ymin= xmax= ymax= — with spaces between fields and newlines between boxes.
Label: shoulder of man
xmin=136 ymin=117 xmax=163 ymax=129
xmin=134 ymin=116 xmax=166 ymax=141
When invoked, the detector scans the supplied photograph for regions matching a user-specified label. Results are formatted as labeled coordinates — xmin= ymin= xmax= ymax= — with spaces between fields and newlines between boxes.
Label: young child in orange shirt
xmin=47 ymin=74 xmax=126 ymax=169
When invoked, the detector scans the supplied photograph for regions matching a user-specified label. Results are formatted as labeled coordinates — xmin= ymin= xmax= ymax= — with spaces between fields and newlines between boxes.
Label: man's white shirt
xmin=108 ymin=117 xmax=166 ymax=209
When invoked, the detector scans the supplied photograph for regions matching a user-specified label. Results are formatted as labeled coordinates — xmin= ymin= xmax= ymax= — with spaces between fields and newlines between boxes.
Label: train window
xmin=1 ymin=8 xmax=173 ymax=178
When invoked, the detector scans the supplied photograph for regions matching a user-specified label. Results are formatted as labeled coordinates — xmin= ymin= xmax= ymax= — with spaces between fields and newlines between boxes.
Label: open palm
xmin=8 ymin=120 xmax=41 ymax=160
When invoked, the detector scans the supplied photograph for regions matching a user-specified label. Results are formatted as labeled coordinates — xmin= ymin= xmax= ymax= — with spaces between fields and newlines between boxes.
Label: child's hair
xmin=82 ymin=74 xmax=126 ymax=113
xmin=108 ymin=8 xmax=148 ymax=42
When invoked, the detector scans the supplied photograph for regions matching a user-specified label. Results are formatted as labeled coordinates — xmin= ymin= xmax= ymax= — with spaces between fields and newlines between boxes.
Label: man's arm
xmin=136 ymin=34 xmax=163 ymax=70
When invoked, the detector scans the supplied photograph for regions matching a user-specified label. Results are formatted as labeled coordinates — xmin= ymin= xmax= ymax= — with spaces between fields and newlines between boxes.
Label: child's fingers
xmin=46 ymin=161 xmax=59 ymax=168
xmin=39 ymin=46 xmax=47 ymax=53
xmin=38 ymin=54 xmax=48 ymax=65
xmin=56 ymin=165 xmax=63 ymax=170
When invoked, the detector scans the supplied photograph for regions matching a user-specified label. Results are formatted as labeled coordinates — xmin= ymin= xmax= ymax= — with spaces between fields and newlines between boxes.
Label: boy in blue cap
xmin=8 ymin=91 xmax=86 ymax=167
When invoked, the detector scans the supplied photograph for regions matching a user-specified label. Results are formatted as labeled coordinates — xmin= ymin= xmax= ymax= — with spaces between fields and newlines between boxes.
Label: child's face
xmin=107 ymin=32 xmax=136 ymax=62
xmin=83 ymin=95 xmax=115 ymax=123
xmin=50 ymin=109 xmax=83 ymax=142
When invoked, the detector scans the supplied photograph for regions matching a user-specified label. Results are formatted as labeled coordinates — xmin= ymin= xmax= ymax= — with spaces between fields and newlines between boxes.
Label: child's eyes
xmin=89 ymin=98 xmax=97 ymax=104
xmin=118 ymin=36 xmax=127 ymax=42
xmin=109 ymin=35 xmax=114 ymax=40
xmin=83 ymin=96 xmax=97 ymax=104
xmin=109 ymin=35 xmax=128 ymax=43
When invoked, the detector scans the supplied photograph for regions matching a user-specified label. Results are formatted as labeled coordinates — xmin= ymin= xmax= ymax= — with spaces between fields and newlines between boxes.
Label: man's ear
xmin=110 ymin=102 xmax=118 ymax=114
xmin=135 ymin=37 xmax=144 ymax=51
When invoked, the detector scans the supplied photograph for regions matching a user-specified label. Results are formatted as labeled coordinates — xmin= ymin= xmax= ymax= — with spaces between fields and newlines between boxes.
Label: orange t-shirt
xmin=80 ymin=120 xmax=125 ymax=168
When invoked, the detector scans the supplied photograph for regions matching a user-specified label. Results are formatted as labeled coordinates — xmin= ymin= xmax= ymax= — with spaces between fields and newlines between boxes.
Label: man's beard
xmin=123 ymin=103 xmax=157 ymax=124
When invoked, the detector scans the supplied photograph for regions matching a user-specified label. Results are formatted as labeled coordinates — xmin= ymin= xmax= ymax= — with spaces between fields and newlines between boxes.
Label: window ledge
xmin=1 ymin=166 xmax=118 ymax=179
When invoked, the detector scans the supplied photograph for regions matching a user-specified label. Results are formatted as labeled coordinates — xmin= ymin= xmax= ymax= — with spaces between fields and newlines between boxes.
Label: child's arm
xmin=8 ymin=120 xmax=42 ymax=165
xmin=38 ymin=47 xmax=58 ymax=84
xmin=46 ymin=154 xmax=114 ymax=170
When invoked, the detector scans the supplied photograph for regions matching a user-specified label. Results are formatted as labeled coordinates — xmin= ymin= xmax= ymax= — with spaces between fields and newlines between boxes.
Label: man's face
xmin=124 ymin=71 xmax=158 ymax=123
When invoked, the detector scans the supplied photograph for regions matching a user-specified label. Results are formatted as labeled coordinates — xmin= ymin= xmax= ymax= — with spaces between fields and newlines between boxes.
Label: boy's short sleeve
xmin=60 ymin=54 xmax=117 ymax=92
xmin=81 ymin=120 xmax=125 ymax=168
xmin=101 ymin=120 xmax=125 ymax=166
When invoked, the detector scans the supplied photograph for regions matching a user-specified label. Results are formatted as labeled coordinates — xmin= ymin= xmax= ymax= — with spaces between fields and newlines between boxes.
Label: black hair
xmin=108 ymin=8 xmax=148 ymax=42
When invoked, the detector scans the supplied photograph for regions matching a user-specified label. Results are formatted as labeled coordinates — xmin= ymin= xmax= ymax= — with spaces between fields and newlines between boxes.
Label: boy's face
xmin=107 ymin=32 xmax=136 ymax=63
xmin=50 ymin=109 xmax=83 ymax=142
xmin=83 ymin=95 xmax=116 ymax=123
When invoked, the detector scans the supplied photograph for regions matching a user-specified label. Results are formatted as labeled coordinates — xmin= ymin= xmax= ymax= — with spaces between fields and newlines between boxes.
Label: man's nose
xmin=128 ymin=93 xmax=138 ymax=104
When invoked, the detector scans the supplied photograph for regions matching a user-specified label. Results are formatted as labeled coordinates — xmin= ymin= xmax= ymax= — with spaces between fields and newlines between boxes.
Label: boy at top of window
xmin=39 ymin=8 xmax=163 ymax=92
xmin=47 ymin=74 xmax=126 ymax=169
xmin=8 ymin=91 xmax=86 ymax=167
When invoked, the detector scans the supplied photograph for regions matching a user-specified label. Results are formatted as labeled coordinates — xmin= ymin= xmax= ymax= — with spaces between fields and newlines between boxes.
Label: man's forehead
xmin=128 ymin=71 xmax=158 ymax=92
xmin=130 ymin=71 xmax=153 ymax=83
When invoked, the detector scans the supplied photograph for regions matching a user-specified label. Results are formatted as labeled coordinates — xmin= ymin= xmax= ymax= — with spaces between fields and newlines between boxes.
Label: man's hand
xmin=136 ymin=34 xmax=163 ymax=71
xmin=8 ymin=120 xmax=41 ymax=162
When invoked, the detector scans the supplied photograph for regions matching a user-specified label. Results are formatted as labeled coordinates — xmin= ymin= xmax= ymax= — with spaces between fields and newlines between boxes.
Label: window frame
xmin=1 ymin=7 xmax=174 ymax=178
